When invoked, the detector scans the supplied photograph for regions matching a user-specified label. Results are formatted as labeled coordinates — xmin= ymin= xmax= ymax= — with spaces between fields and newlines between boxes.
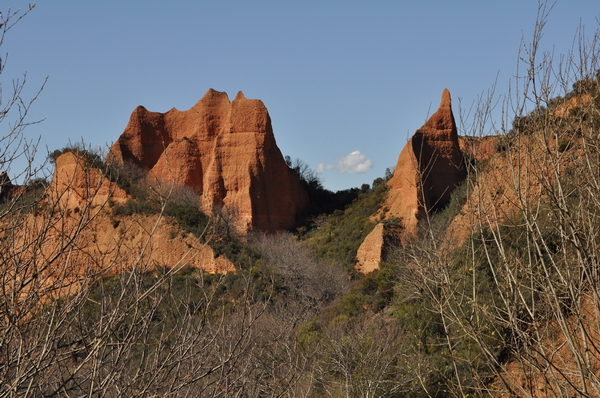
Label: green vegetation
xmin=286 ymin=156 xmax=361 ymax=224
xmin=48 ymin=143 xmax=105 ymax=170
xmin=7 ymin=5 xmax=600 ymax=395
xmin=0 ymin=177 xmax=46 ymax=211
xmin=12 ymin=64 xmax=600 ymax=398
xmin=288 ymin=69 xmax=600 ymax=395
xmin=301 ymin=181 xmax=388 ymax=271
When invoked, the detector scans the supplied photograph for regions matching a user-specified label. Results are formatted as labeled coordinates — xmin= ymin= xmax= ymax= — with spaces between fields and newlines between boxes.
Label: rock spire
xmin=356 ymin=89 xmax=466 ymax=272
xmin=385 ymin=88 xmax=466 ymax=230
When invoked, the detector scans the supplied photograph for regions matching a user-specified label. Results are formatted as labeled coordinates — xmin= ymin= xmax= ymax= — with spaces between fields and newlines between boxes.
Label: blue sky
xmin=3 ymin=1 xmax=600 ymax=191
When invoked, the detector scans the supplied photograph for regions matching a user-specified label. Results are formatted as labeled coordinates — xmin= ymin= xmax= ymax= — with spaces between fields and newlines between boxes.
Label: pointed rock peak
xmin=198 ymin=88 xmax=230 ymax=103
xmin=421 ymin=88 xmax=456 ymax=134
xmin=192 ymin=89 xmax=231 ymax=109
xmin=235 ymin=91 xmax=246 ymax=100
xmin=132 ymin=105 xmax=148 ymax=115
xmin=441 ymin=88 xmax=451 ymax=108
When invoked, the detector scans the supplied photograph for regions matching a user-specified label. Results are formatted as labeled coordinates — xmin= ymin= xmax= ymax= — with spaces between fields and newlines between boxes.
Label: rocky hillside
xmin=4 ymin=62 xmax=600 ymax=398
xmin=2 ymin=151 xmax=234 ymax=300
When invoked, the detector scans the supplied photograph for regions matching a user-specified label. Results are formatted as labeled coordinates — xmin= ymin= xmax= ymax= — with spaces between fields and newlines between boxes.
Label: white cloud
xmin=315 ymin=162 xmax=335 ymax=173
xmin=337 ymin=151 xmax=373 ymax=174
xmin=317 ymin=150 xmax=373 ymax=174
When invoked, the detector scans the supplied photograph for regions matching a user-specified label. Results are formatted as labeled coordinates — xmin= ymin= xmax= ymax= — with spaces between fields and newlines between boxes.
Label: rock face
xmin=355 ymin=221 xmax=403 ymax=273
xmin=458 ymin=135 xmax=498 ymax=164
xmin=554 ymin=93 xmax=592 ymax=118
xmin=109 ymin=89 xmax=309 ymax=232
xmin=48 ymin=152 xmax=128 ymax=209
xmin=33 ymin=152 xmax=234 ymax=289
xmin=385 ymin=88 xmax=466 ymax=231
xmin=356 ymin=89 xmax=466 ymax=272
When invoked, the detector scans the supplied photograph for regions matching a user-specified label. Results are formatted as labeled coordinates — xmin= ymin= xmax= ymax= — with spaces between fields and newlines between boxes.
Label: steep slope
xmin=4 ymin=152 xmax=235 ymax=300
xmin=109 ymin=89 xmax=309 ymax=232
xmin=48 ymin=151 xmax=128 ymax=209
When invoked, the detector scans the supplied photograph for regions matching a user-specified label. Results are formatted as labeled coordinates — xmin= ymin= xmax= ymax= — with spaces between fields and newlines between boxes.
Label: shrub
xmin=164 ymin=201 xmax=210 ymax=238
xmin=48 ymin=143 xmax=104 ymax=170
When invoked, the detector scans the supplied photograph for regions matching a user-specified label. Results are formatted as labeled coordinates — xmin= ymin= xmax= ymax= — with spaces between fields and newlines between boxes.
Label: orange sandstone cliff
xmin=48 ymin=151 xmax=128 ymax=210
xmin=108 ymin=89 xmax=309 ymax=232
xmin=4 ymin=152 xmax=235 ymax=300
xmin=385 ymin=88 xmax=466 ymax=231
xmin=356 ymin=89 xmax=466 ymax=272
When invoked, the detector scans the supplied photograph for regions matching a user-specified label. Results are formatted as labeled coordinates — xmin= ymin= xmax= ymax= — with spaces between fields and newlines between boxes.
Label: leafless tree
xmin=251 ymin=232 xmax=349 ymax=322
xmin=397 ymin=2 xmax=600 ymax=396
xmin=0 ymin=8 xmax=288 ymax=397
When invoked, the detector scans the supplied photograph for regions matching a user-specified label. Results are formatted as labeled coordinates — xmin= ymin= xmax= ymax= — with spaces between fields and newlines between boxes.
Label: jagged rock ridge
xmin=108 ymin=89 xmax=309 ymax=232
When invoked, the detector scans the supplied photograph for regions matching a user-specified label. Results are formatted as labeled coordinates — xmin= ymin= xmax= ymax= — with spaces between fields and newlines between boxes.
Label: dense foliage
xmin=301 ymin=181 xmax=388 ymax=271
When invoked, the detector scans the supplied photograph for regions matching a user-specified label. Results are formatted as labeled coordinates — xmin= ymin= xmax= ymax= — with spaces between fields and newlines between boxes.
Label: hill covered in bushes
xmin=3 ymin=5 xmax=600 ymax=396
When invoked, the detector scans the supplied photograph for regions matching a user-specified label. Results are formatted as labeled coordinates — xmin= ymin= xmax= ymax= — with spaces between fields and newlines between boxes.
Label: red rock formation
xmin=36 ymin=152 xmax=234 ymax=284
xmin=109 ymin=89 xmax=309 ymax=232
xmin=554 ymin=93 xmax=592 ymax=118
xmin=356 ymin=89 xmax=466 ymax=272
xmin=356 ymin=221 xmax=403 ymax=273
xmin=385 ymin=88 xmax=466 ymax=231
xmin=48 ymin=152 xmax=128 ymax=209
xmin=458 ymin=135 xmax=498 ymax=164
xmin=150 ymin=137 xmax=203 ymax=190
